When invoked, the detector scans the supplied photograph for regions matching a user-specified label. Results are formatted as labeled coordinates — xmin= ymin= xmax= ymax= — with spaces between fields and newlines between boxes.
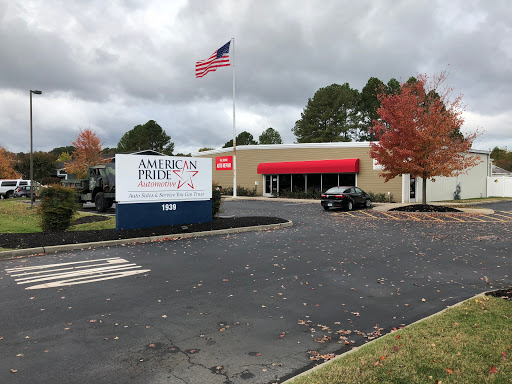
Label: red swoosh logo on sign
xmin=173 ymin=162 xmax=199 ymax=189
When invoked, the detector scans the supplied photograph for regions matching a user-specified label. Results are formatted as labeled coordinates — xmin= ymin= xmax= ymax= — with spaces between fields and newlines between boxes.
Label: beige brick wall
xmin=196 ymin=145 xmax=403 ymax=201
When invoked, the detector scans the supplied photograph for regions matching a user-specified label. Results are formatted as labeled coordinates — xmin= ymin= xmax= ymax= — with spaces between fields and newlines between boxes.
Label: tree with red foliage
xmin=65 ymin=129 xmax=107 ymax=179
xmin=0 ymin=147 xmax=20 ymax=179
xmin=369 ymin=71 xmax=480 ymax=204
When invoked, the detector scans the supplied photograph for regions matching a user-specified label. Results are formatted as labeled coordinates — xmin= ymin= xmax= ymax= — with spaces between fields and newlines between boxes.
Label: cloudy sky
xmin=1 ymin=0 xmax=510 ymax=155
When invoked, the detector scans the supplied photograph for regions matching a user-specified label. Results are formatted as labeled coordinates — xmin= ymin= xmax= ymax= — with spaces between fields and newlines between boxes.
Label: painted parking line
xmin=4 ymin=257 xmax=150 ymax=290
xmin=443 ymin=215 xmax=467 ymax=222
xmin=494 ymin=211 xmax=512 ymax=219
xmin=464 ymin=215 xmax=488 ymax=222
xmin=335 ymin=210 xmax=512 ymax=223
xmin=359 ymin=211 xmax=381 ymax=219
xmin=479 ymin=215 xmax=507 ymax=222
xmin=336 ymin=211 xmax=357 ymax=217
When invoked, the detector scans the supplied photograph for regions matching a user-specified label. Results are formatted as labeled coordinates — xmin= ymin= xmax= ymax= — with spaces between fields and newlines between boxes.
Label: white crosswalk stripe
xmin=5 ymin=257 xmax=150 ymax=290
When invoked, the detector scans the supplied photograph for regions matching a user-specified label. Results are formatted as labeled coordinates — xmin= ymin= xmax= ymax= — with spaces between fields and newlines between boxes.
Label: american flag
xmin=195 ymin=41 xmax=231 ymax=78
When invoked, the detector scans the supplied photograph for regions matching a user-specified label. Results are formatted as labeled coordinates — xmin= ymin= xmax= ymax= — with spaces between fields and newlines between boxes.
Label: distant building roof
xmin=492 ymin=165 xmax=512 ymax=176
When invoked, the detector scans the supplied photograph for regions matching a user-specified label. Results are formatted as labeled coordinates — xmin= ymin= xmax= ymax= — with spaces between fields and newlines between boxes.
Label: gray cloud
xmin=1 ymin=0 xmax=510 ymax=155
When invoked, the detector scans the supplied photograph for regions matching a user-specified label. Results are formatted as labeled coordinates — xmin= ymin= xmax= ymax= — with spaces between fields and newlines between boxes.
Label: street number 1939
xmin=162 ymin=203 xmax=177 ymax=211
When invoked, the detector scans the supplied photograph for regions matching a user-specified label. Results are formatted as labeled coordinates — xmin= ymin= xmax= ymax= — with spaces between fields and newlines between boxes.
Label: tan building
xmin=194 ymin=142 xmax=490 ymax=203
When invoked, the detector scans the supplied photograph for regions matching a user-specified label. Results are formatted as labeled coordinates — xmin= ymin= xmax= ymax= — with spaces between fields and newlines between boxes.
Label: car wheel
xmin=5 ymin=190 xmax=13 ymax=199
xmin=323 ymin=206 xmax=329 ymax=211
xmin=365 ymin=198 xmax=372 ymax=208
xmin=95 ymin=192 xmax=107 ymax=212
xmin=346 ymin=200 xmax=353 ymax=211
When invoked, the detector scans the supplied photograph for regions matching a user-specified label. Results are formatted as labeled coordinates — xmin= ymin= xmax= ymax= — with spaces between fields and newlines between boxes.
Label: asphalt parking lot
xmin=330 ymin=208 xmax=512 ymax=222
xmin=1 ymin=200 xmax=511 ymax=384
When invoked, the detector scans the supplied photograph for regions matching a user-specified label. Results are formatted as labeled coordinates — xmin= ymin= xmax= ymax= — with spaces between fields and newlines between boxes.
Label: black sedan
xmin=321 ymin=186 xmax=372 ymax=211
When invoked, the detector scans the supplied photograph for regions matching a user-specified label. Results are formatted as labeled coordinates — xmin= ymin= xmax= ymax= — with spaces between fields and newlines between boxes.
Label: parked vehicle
xmin=0 ymin=179 xmax=31 ymax=199
xmin=62 ymin=163 xmax=116 ymax=212
xmin=14 ymin=185 xmax=31 ymax=198
xmin=321 ymin=186 xmax=372 ymax=211
xmin=13 ymin=185 xmax=44 ymax=198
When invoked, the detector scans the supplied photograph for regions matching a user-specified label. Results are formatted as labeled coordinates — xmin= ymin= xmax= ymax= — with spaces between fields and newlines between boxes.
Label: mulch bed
xmin=389 ymin=204 xmax=462 ymax=213
xmin=0 ymin=216 xmax=288 ymax=250
xmin=486 ymin=288 xmax=512 ymax=302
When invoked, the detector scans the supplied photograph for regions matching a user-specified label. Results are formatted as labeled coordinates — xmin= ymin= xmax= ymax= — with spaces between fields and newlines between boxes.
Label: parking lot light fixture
xmin=30 ymin=90 xmax=42 ymax=208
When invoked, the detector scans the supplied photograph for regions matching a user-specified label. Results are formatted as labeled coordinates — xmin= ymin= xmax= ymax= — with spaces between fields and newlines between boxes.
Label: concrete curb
xmin=0 ymin=220 xmax=293 ymax=259
xmin=372 ymin=203 xmax=494 ymax=215
xmin=283 ymin=291 xmax=491 ymax=383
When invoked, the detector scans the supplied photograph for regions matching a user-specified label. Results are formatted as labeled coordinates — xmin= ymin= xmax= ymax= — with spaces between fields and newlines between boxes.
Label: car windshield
xmin=325 ymin=187 xmax=351 ymax=194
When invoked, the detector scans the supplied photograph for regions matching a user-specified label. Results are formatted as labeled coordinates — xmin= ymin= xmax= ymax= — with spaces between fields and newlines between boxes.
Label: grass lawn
xmin=0 ymin=199 xmax=115 ymax=233
xmin=288 ymin=295 xmax=511 ymax=384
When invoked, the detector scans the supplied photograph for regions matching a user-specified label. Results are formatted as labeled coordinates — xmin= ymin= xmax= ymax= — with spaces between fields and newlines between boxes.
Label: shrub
xmin=220 ymin=185 xmax=257 ymax=197
xmin=237 ymin=185 xmax=257 ymax=196
xmin=39 ymin=185 xmax=78 ymax=231
xmin=212 ymin=184 xmax=222 ymax=217
xmin=367 ymin=191 xmax=394 ymax=203
xmin=279 ymin=188 xmax=322 ymax=199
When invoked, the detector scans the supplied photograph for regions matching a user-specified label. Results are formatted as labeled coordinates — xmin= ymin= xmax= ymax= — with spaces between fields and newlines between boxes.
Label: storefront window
xmin=340 ymin=173 xmax=356 ymax=186
xmin=292 ymin=174 xmax=305 ymax=192
xmin=307 ymin=174 xmax=321 ymax=193
xmin=280 ymin=174 xmax=291 ymax=193
xmin=322 ymin=174 xmax=338 ymax=191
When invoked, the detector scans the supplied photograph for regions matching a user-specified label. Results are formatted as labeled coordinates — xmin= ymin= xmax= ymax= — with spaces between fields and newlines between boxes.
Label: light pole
xmin=30 ymin=90 xmax=42 ymax=208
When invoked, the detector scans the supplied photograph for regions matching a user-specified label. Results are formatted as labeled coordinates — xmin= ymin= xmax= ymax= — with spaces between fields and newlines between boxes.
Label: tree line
xmin=0 ymin=72 xmax=503 ymax=187
xmin=293 ymin=77 xmax=402 ymax=143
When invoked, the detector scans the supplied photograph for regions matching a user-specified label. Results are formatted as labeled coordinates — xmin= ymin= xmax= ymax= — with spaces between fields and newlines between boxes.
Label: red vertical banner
xmin=216 ymin=156 xmax=233 ymax=171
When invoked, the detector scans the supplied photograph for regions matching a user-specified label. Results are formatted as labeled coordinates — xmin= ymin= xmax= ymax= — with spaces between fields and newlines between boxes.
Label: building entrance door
xmin=264 ymin=175 xmax=278 ymax=196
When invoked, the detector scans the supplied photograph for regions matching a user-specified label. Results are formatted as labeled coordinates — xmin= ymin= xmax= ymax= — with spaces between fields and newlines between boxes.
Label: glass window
xmin=19 ymin=181 xmax=28 ymax=186
xmin=322 ymin=174 xmax=338 ymax=191
xmin=339 ymin=174 xmax=356 ymax=186
xmin=279 ymin=174 xmax=291 ymax=193
xmin=265 ymin=175 xmax=271 ymax=194
xmin=1 ymin=181 xmax=17 ymax=187
xmin=325 ymin=187 xmax=343 ymax=194
xmin=306 ymin=174 xmax=321 ymax=193
xmin=292 ymin=174 xmax=305 ymax=192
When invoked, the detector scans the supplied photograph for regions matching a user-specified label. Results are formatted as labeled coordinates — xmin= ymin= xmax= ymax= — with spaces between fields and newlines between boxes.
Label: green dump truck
xmin=63 ymin=163 xmax=116 ymax=212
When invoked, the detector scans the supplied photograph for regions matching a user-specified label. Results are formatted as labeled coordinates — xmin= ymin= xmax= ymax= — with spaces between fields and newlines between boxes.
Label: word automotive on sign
xmin=115 ymin=154 xmax=212 ymax=230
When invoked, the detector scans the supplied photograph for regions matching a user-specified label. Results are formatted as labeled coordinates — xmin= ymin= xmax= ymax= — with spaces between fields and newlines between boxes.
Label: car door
xmin=344 ymin=187 xmax=356 ymax=204
xmin=354 ymin=187 xmax=365 ymax=205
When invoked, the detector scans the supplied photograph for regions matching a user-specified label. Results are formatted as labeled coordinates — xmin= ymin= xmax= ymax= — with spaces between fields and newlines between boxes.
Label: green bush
xmin=39 ymin=185 xmax=78 ymax=231
xmin=279 ymin=188 xmax=322 ymax=199
xmin=221 ymin=185 xmax=257 ymax=196
xmin=367 ymin=191 xmax=394 ymax=203
xmin=212 ymin=184 xmax=222 ymax=217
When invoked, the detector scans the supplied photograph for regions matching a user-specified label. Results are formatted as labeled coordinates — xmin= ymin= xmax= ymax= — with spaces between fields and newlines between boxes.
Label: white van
xmin=0 ymin=180 xmax=32 ymax=198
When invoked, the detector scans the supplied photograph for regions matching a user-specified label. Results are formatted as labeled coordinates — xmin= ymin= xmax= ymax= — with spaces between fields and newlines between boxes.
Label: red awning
xmin=257 ymin=159 xmax=359 ymax=174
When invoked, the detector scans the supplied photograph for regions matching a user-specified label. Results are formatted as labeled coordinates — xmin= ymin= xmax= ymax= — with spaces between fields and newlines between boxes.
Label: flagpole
xmin=232 ymin=37 xmax=237 ymax=198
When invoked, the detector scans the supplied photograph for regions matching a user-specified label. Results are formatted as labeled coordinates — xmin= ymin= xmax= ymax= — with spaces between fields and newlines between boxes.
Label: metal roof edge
xmin=469 ymin=148 xmax=491 ymax=155
xmin=192 ymin=143 xmax=490 ymax=157
xmin=192 ymin=142 xmax=372 ymax=156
